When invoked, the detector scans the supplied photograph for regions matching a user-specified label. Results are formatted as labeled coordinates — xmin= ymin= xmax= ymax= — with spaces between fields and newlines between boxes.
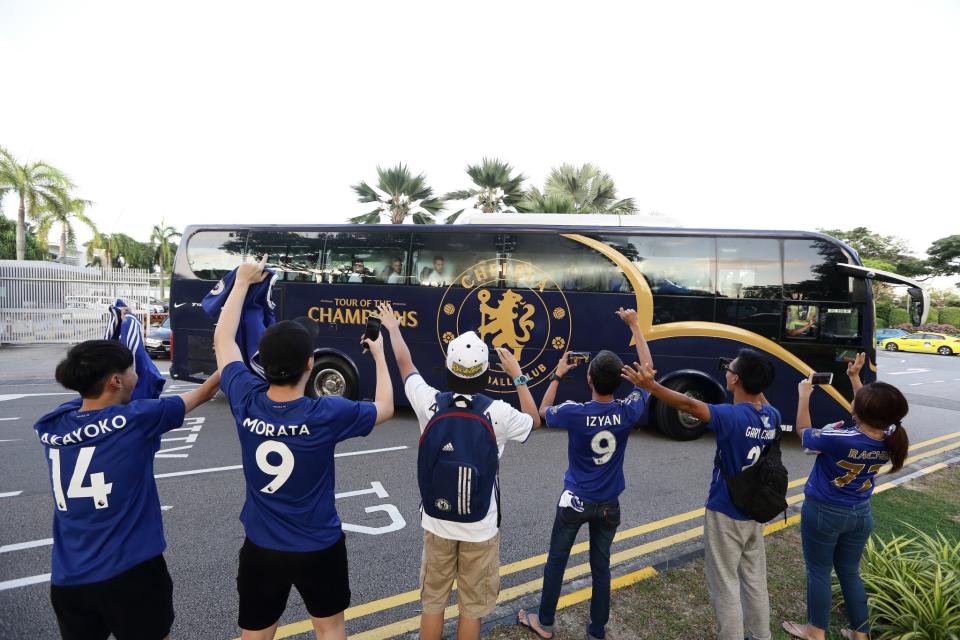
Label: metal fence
xmin=0 ymin=261 xmax=154 ymax=344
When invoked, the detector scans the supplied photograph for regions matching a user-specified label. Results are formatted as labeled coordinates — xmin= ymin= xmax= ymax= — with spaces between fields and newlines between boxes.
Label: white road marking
xmin=335 ymin=481 xmax=389 ymax=500
xmin=0 ymin=439 xmax=22 ymax=443
xmin=0 ymin=490 xmax=23 ymax=498
xmin=0 ymin=417 xmax=21 ymax=421
xmin=0 ymin=392 xmax=74 ymax=402
xmin=932 ymin=380 xmax=945 ymax=384
xmin=909 ymin=382 xmax=924 ymax=386
xmin=161 ymin=505 xmax=173 ymax=511
xmin=0 ymin=538 xmax=53 ymax=553
xmin=887 ymin=368 xmax=931 ymax=376
xmin=153 ymin=446 xmax=408 ymax=480
xmin=0 ymin=574 xmax=50 ymax=591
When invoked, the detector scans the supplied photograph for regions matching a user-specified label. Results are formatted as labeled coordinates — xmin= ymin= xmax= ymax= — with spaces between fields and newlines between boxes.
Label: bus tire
xmin=654 ymin=377 xmax=711 ymax=441
xmin=307 ymin=356 xmax=358 ymax=400
xmin=884 ymin=342 xmax=899 ymax=351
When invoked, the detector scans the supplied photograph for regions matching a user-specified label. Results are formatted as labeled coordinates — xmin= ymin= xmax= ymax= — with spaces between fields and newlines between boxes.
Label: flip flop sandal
xmin=840 ymin=630 xmax=871 ymax=640
xmin=517 ymin=609 xmax=554 ymax=640
xmin=781 ymin=621 xmax=810 ymax=639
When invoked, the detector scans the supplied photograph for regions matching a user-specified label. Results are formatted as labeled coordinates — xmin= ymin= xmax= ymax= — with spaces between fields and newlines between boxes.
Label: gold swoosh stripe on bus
xmin=562 ymin=233 xmax=853 ymax=412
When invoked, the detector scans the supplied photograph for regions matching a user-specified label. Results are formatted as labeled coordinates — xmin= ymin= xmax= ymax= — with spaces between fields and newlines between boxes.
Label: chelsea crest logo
xmin=436 ymin=259 xmax=572 ymax=394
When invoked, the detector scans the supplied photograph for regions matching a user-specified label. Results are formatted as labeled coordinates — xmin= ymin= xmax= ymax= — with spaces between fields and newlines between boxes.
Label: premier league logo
xmin=436 ymin=259 xmax=572 ymax=393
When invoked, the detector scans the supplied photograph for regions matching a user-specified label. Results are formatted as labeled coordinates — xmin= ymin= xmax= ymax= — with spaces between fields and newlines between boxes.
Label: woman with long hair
xmin=782 ymin=354 xmax=909 ymax=640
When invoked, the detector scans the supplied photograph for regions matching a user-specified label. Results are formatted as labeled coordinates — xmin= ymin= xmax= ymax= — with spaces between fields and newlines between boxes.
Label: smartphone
xmin=810 ymin=372 xmax=834 ymax=385
xmin=718 ymin=357 xmax=733 ymax=372
xmin=567 ymin=351 xmax=591 ymax=365
xmin=836 ymin=349 xmax=857 ymax=363
xmin=361 ymin=316 xmax=381 ymax=353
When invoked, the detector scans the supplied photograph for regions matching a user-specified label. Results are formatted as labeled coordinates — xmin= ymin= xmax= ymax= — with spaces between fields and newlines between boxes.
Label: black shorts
xmin=236 ymin=534 xmax=350 ymax=630
xmin=50 ymin=554 xmax=174 ymax=640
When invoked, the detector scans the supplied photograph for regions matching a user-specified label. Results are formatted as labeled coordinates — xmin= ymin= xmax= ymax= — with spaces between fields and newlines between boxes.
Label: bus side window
xmin=411 ymin=232 xmax=497 ymax=288
xmin=322 ymin=232 xmax=411 ymax=285
xmin=600 ymin=234 xmax=715 ymax=296
xmin=505 ymin=233 xmax=629 ymax=292
xmin=784 ymin=239 xmax=852 ymax=301
xmin=185 ymin=230 xmax=250 ymax=280
xmin=718 ymin=238 xmax=782 ymax=299
xmin=247 ymin=231 xmax=324 ymax=282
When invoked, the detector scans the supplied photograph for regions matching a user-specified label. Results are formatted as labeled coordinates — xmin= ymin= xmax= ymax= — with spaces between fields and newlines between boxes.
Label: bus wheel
xmin=654 ymin=378 xmax=710 ymax=441
xmin=885 ymin=343 xmax=899 ymax=351
xmin=307 ymin=356 xmax=358 ymax=400
xmin=937 ymin=346 xmax=953 ymax=356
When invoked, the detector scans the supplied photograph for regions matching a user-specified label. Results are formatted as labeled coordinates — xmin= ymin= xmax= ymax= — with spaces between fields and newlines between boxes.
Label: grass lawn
xmin=485 ymin=464 xmax=960 ymax=640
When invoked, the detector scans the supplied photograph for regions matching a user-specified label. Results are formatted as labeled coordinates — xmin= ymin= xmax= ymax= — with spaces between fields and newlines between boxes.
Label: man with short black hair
xmin=518 ymin=308 xmax=651 ymax=640
xmin=623 ymin=348 xmax=779 ymax=640
xmin=377 ymin=301 xmax=540 ymax=640
xmin=214 ymin=256 xmax=394 ymax=640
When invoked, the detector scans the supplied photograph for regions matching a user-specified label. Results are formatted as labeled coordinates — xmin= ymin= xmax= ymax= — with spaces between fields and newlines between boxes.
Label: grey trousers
xmin=703 ymin=508 xmax=772 ymax=640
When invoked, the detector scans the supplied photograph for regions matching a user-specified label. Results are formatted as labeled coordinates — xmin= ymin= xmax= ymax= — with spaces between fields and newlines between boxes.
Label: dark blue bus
xmin=169 ymin=222 xmax=928 ymax=440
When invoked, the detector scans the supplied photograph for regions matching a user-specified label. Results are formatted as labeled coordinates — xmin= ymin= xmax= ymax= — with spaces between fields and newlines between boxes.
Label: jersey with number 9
xmin=544 ymin=387 xmax=649 ymax=503
xmin=220 ymin=362 xmax=378 ymax=553
xmin=34 ymin=396 xmax=186 ymax=585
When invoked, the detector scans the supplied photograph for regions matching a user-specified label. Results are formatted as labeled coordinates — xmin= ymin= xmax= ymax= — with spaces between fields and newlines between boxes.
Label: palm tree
xmin=86 ymin=232 xmax=118 ymax=269
xmin=516 ymin=187 xmax=579 ymax=214
xmin=519 ymin=163 xmax=638 ymax=214
xmin=0 ymin=146 xmax=74 ymax=260
xmin=34 ymin=196 xmax=97 ymax=261
xmin=442 ymin=158 xmax=527 ymax=223
xmin=150 ymin=221 xmax=181 ymax=299
xmin=350 ymin=164 xmax=444 ymax=224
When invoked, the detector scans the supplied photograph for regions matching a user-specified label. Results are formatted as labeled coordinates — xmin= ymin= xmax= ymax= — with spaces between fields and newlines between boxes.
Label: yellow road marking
xmin=267 ymin=430 xmax=960 ymax=639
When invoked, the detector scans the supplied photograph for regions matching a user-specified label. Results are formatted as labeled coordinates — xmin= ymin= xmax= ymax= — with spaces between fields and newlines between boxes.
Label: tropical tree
xmin=926 ymin=234 xmax=960 ymax=278
xmin=518 ymin=163 xmax=637 ymax=214
xmin=349 ymin=164 xmax=443 ymax=224
xmin=33 ymin=196 xmax=97 ymax=261
xmin=0 ymin=213 xmax=46 ymax=260
xmin=150 ymin=221 xmax=181 ymax=298
xmin=819 ymin=226 xmax=930 ymax=279
xmin=0 ymin=146 xmax=74 ymax=260
xmin=516 ymin=187 xmax=579 ymax=214
xmin=442 ymin=158 xmax=526 ymax=223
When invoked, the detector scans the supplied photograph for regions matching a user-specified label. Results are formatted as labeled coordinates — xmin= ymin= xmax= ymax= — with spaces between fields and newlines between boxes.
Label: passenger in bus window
xmin=385 ymin=257 xmax=405 ymax=284
xmin=420 ymin=255 xmax=452 ymax=286
xmin=348 ymin=259 xmax=375 ymax=284
xmin=518 ymin=308 xmax=652 ymax=640
xmin=376 ymin=301 xmax=541 ymax=640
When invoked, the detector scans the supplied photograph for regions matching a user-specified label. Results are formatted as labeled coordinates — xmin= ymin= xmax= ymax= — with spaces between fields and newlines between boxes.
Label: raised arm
xmin=361 ymin=328 xmax=394 ymax=425
xmin=180 ymin=370 xmax=221 ymax=413
xmin=796 ymin=377 xmax=814 ymax=436
xmin=213 ymin=256 xmax=269 ymax=371
xmin=846 ymin=352 xmax=866 ymax=395
xmin=497 ymin=347 xmax=542 ymax=430
xmin=615 ymin=308 xmax=653 ymax=367
xmin=621 ymin=361 xmax=711 ymax=423
xmin=377 ymin=302 xmax=417 ymax=380
xmin=538 ymin=353 xmax=578 ymax=420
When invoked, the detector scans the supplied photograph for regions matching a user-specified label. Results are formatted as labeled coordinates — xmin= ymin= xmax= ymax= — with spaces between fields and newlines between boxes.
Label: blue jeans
xmin=801 ymin=497 xmax=873 ymax=633
xmin=538 ymin=499 xmax=621 ymax=639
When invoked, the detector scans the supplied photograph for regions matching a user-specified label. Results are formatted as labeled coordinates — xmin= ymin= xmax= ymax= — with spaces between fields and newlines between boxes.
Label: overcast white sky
xmin=1 ymin=0 xmax=958 ymax=283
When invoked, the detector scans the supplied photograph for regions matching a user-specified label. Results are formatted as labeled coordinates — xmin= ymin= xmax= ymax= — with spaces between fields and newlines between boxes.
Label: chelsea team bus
xmin=168 ymin=214 xmax=929 ymax=441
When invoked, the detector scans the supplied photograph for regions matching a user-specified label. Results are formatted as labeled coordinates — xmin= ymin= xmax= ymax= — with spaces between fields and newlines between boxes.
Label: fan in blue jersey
xmin=212 ymin=255 xmax=394 ymax=640
xmin=623 ymin=348 xmax=780 ymax=640
xmin=103 ymin=299 xmax=166 ymax=400
xmin=202 ymin=264 xmax=278 ymax=378
xmin=518 ymin=308 xmax=651 ymax=640
xmin=34 ymin=339 xmax=220 ymax=640
xmin=782 ymin=355 xmax=910 ymax=640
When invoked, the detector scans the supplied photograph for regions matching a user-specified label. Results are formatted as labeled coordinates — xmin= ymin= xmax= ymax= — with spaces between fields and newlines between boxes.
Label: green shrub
xmin=875 ymin=301 xmax=894 ymax=328
xmin=888 ymin=308 xmax=911 ymax=327
xmin=939 ymin=306 xmax=960 ymax=328
xmin=858 ymin=530 xmax=960 ymax=638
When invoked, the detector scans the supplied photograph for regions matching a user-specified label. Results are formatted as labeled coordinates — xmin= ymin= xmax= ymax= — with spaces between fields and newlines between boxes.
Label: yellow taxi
xmin=880 ymin=332 xmax=960 ymax=355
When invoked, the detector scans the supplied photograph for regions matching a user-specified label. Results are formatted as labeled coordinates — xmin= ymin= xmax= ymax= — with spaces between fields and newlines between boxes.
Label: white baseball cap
xmin=445 ymin=331 xmax=489 ymax=379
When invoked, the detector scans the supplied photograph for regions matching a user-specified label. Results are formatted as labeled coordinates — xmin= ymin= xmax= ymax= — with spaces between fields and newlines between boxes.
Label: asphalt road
xmin=2 ymin=347 xmax=960 ymax=639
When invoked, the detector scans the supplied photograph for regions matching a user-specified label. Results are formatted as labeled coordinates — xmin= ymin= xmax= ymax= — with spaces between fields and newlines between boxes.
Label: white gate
xmin=0 ymin=261 xmax=153 ymax=344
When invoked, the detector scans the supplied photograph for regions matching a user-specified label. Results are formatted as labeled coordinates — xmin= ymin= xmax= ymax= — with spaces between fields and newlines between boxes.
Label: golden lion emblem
xmin=477 ymin=289 xmax=535 ymax=360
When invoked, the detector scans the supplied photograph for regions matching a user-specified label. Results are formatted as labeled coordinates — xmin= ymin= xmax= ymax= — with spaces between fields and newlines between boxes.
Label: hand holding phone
xmin=810 ymin=372 xmax=833 ymax=385
xmin=361 ymin=316 xmax=381 ymax=354
xmin=567 ymin=351 xmax=591 ymax=366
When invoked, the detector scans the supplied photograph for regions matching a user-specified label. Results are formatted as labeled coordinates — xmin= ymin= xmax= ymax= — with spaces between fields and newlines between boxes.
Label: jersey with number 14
xmin=802 ymin=422 xmax=890 ymax=506
xmin=544 ymin=388 xmax=649 ymax=503
xmin=34 ymin=397 xmax=186 ymax=585
xmin=221 ymin=362 xmax=377 ymax=553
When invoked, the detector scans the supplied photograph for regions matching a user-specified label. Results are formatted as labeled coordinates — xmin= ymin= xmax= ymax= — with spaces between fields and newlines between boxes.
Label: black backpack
xmin=717 ymin=426 xmax=789 ymax=523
